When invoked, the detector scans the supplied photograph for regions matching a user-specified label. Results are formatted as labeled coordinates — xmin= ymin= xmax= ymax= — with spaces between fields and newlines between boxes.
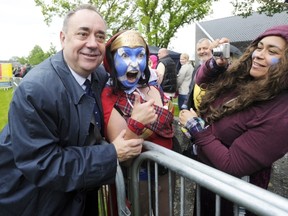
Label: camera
xmin=212 ymin=43 xmax=230 ymax=58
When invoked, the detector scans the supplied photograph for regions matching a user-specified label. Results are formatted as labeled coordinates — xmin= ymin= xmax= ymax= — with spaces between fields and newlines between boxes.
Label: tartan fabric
xmin=185 ymin=117 xmax=206 ymax=136
xmin=127 ymin=117 xmax=145 ymax=135
xmin=115 ymin=91 xmax=174 ymax=138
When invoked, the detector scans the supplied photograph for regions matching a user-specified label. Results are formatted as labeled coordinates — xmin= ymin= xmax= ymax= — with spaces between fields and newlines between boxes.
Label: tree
xmin=27 ymin=45 xmax=47 ymax=66
xmin=34 ymin=0 xmax=213 ymax=48
xmin=46 ymin=43 xmax=57 ymax=58
xmin=33 ymin=0 xmax=287 ymax=48
xmin=11 ymin=44 xmax=56 ymax=66
xmin=232 ymin=0 xmax=288 ymax=17
xmin=17 ymin=56 xmax=28 ymax=65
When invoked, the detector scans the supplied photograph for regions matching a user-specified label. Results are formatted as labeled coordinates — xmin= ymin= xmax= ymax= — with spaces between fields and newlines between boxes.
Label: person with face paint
xmin=101 ymin=30 xmax=175 ymax=216
xmin=179 ymin=25 xmax=288 ymax=216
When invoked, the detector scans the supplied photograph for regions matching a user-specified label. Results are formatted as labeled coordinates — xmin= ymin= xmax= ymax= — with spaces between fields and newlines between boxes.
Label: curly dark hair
xmin=199 ymin=40 xmax=288 ymax=124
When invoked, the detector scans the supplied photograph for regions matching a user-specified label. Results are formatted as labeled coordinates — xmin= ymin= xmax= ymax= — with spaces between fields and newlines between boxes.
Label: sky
xmin=0 ymin=0 xmax=234 ymax=61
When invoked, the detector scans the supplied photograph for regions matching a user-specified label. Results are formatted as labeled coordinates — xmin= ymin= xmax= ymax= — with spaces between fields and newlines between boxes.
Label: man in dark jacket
xmin=157 ymin=48 xmax=177 ymax=99
xmin=0 ymin=4 xmax=144 ymax=216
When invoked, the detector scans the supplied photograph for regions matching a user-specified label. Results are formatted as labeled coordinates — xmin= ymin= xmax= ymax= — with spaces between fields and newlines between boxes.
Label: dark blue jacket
xmin=0 ymin=51 xmax=117 ymax=216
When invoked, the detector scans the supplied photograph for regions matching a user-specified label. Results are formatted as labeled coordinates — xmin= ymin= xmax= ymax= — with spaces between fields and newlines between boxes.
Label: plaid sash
xmin=115 ymin=91 xmax=174 ymax=138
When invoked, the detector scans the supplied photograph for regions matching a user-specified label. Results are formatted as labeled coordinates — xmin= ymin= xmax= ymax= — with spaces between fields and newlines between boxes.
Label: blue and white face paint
xmin=270 ymin=57 xmax=280 ymax=65
xmin=114 ymin=47 xmax=147 ymax=89
xmin=252 ymin=50 xmax=280 ymax=66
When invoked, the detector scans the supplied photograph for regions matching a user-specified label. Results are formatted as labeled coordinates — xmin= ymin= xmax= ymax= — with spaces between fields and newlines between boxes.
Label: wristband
xmin=127 ymin=118 xmax=145 ymax=136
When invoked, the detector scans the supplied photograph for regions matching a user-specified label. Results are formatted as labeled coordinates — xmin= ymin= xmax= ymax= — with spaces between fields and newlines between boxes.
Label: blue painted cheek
xmin=270 ymin=57 xmax=279 ymax=65
xmin=114 ymin=55 xmax=128 ymax=78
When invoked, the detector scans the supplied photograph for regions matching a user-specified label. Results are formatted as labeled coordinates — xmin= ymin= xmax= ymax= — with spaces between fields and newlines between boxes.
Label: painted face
xmin=250 ymin=36 xmax=286 ymax=79
xmin=114 ymin=47 xmax=147 ymax=89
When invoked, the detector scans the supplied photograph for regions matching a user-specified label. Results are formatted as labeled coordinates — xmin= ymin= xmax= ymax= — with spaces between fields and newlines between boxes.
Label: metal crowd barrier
xmin=118 ymin=141 xmax=288 ymax=216
xmin=11 ymin=77 xmax=22 ymax=91
xmin=0 ymin=76 xmax=13 ymax=90
xmin=98 ymin=153 xmax=131 ymax=216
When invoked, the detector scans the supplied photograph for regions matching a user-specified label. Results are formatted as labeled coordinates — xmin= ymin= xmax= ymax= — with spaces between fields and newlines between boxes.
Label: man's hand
xmin=112 ymin=130 xmax=143 ymax=162
xmin=131 ymin=92 xmax=158 ymax=125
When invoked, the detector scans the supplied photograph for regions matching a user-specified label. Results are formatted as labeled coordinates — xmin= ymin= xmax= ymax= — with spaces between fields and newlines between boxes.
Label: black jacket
xmin=159 ymin=56 xmax=177 ymax=93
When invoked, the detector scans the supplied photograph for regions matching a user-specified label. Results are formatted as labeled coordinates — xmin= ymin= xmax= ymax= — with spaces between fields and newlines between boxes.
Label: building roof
xmin=198 ymin=12 xmax=288 ymax=43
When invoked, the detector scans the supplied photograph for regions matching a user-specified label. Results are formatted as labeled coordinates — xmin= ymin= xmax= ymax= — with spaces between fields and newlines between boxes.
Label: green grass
xmin=0 ymin=88 xmax=13 ymax=131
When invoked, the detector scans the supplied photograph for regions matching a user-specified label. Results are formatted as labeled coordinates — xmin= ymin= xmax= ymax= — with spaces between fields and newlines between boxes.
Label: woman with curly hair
xmin=179 ymin=25 xmax=288 ymax=215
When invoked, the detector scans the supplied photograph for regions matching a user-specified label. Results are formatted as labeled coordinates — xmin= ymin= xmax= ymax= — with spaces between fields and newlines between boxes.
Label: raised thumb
xmin=133 ymin=92 xmax=141 ymax=106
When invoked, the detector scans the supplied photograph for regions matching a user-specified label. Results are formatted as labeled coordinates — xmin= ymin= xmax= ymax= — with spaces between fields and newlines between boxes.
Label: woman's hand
xmin=211 ymin=37 xmax=230 ymax=67
xmin=131 ymin=92 xmax=158 ymax=125
xmin=179 ymin=108 xmax=198 ymax=126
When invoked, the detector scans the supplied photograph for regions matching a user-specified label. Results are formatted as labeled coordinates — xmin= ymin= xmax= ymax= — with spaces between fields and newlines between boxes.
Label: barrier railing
xmin=0 ymin=76 xmax=12 ymax=90
xmin=122 ymin=141 xmax=288 ymax=216
xmin=11 ymin=77 xmax=22 ymax=91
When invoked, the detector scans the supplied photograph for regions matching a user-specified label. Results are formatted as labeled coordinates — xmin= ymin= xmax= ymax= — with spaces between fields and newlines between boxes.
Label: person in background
xmin=148 ymin=55 xmax=159 ymax=86
xmin=179 ymin=25 xmax=288 ymax=216
xmin=12 ymin=65 xmax=21 ymax=77
xmin=19 ymin=64 xmax=26 ymax=77
xmin=22 ymin=64 xmax=32 ymax=77
xmin=0 ymin=4 xmax=144 ymax=216
xmin=157 ymin=48 xmax=177 ymax=101
xmin=184 ymin=38 xmax=212 ymax=110
xmin=101 ymin=30 xmax=175 ymax=216
xmin=177 ymin=53 xmax=193 ymax=110
xmin=149 ymin=54 xmax=158 ymax=69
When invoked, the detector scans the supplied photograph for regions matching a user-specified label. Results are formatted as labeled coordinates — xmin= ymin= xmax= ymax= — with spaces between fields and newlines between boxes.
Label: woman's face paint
xmin=252 ymin=50 xmax=280 ymax=66
xmin=270 ymin=57 xmax=279 ymax=65
xmin=250 ymin=36 xmax=286 ymax=79
xmin=114 ymin=47 xmax=146 ymax=89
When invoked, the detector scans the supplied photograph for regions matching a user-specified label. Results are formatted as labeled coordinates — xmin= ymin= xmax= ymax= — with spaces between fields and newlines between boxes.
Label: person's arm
xmin=196 ymin=57 xmax=229 ymax=86
xmin=193 ymin=117 xmax=288 ymax=177
xmin=196 ymin=38 xmax=230 ymax=86
xmin=156 ymin=62 xmax=165 ymax=85
xmin=177 ymin=64 xmax=187 ymax=87
xmin=106 ymin=92 xmax=157 ymax=142
xmin=10 ymin=81 xmax=118 ymax=192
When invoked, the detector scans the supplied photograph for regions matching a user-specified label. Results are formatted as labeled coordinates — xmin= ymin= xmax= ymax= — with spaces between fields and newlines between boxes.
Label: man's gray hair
xmin=197 ymin=38 xmax=212 ymax=45
xmin=62 ymin=4 xmax=106 ymax=32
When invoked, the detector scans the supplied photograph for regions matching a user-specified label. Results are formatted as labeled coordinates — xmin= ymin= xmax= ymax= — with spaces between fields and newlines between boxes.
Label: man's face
xmin=157 ymin=49 xmax=165 ymax=60
xmin=196 ymin=40 xmax=212 ymax=64
xmin=114 ymin=47 xmax=146 ymax=89
xmin=60 ymin=9 xmax=106 ymax=77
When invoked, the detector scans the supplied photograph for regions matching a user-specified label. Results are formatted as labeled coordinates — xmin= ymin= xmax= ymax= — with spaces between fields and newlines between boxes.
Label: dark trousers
xmin=84 ymin=190 xmax=99 ymax=216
